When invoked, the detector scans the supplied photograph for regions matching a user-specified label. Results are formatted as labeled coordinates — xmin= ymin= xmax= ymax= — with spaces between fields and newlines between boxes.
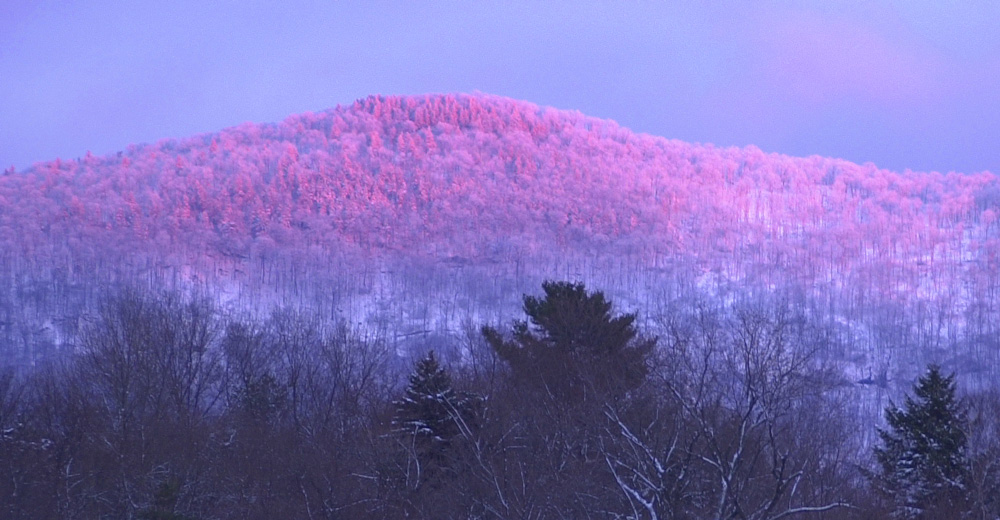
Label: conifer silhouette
xmin=874 ymin=365 xmax=969 ymax=518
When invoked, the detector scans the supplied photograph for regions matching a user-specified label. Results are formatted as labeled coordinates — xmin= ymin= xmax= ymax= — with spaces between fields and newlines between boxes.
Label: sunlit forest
xmin=4 ymin=94 xmax=1000 ymax=372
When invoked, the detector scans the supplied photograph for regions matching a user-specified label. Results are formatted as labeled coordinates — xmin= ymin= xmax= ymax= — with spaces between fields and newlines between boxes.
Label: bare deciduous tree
xmin=655 ymin=301 xmax=853 ymax=520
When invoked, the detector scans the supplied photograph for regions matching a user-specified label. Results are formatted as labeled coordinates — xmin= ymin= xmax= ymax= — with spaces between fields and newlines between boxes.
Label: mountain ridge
xmin=1 ymin=92 xmax=998 ymax=311
xmin=4 ymin=93 xmax=994 ymax=267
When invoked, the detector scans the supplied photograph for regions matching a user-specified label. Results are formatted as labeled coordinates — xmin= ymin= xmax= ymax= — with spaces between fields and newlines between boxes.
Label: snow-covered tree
xmin=874 ymin=365 xmax=970 ymax=519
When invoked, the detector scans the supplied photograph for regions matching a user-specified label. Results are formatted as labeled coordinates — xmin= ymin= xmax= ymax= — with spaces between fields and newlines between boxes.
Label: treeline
xmin=1 ymin=282 xmax=998 ymax=519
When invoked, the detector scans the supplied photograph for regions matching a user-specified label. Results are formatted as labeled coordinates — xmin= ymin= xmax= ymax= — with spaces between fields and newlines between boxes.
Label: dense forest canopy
xmin=2 ymin=93 xmax=997 ymax=273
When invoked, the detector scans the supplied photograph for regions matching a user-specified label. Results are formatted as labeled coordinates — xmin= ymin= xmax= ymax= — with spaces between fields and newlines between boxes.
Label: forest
xmin=1 ymin=94 xmax=999 ymax=390
xmin=0 ymin=282 xmax=996 ymax=519
xmin=2 ymin=93 xmax=1000 ymax=517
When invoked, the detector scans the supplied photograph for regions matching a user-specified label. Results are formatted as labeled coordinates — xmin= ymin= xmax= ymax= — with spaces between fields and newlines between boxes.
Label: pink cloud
xmin=751 ymin=9 xmax=948 ymax=107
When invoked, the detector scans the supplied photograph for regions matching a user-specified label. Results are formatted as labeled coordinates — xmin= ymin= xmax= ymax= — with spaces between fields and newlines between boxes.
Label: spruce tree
xmin=874 ymin=364 xmax=969 ymax=519
xmin=393 ymin=351 xmax=471 ymax=487
xmin=395 ymin=351 xmax=461 ymax=439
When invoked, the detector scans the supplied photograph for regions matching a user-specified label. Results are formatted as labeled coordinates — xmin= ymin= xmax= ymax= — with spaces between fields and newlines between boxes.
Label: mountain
xmin=2 ymin=93 xmax=999 ymax=379
xmin=3 ymin=93 xmax=997 ymax=272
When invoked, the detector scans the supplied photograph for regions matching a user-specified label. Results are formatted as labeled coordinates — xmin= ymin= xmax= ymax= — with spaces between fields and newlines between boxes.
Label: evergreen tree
xmin=482 ymin=281 xmax=653 ymax=403
xmin=873 ymin=364 xmax=969 ymax=519
xmin=395 ymin=351 xmax=461 ymax=439
xmin=393 ymin=351 xmax=472 ymax=487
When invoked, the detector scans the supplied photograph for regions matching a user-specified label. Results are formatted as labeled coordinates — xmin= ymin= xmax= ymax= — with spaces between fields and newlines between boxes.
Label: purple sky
xmin=2 ymin=1 xmax=998 ymax=174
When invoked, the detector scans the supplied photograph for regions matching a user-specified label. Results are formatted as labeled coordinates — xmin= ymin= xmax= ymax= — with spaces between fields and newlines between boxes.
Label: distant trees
xmin=4 ymin=92 xmax=998 ymax=303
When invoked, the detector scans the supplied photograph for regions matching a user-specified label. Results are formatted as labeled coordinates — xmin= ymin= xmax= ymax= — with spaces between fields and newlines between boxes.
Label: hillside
xmin=1 ymin=93 xmax=999 ymax=379
xmin=2 ymin=93 xmax=994 ymax=266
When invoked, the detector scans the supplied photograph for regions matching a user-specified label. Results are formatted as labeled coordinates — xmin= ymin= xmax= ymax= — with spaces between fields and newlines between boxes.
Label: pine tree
xmin=874 ymin=364 xmax=969 ymax=519
xmin=482 ymin=281 xmax=653 ymax=403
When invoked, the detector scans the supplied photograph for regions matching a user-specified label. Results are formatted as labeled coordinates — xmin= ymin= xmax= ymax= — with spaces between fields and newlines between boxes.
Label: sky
xmin=2 ymin=1 xmax=999 ymax=174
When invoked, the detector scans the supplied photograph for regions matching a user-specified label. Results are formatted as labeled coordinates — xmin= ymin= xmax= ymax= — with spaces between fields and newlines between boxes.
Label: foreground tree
xmin=482 ymin=280 xmax=654 ymax=403
xmin=658 ymin=302 xmax=853 ymax=520
xmin=385 ymin=351 xmax=481 ymax=517
xmin=393 ymin=351 xmax=474 ymax=485
xmin=965 ymin=389 xmax=1000 ymax=519
xmin=873 ymin=365 xmax=969 ymax=519
xmin=471 ymin=282 xmax=658 ymax=517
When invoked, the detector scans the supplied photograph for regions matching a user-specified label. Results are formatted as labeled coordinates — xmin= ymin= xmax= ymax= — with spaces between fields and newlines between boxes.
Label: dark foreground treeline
xmin=1 ymin=282 xmax=998 ymax=519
